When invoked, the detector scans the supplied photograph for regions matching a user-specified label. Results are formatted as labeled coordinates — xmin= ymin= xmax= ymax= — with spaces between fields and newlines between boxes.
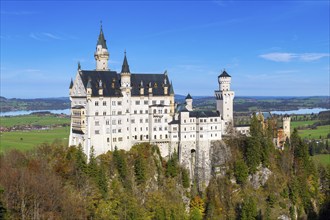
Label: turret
xmin=218 ymin=70 xmax=231 ymax=91
xmin=98 ymin=80 xmax=103 ymax=96
xmin=94 ymin=23 xmax=109 ymax=71
xmin=86 ymin=79 xmax=92 ymax=99
xmin=185 ymin=93 xmax=193 ymax=111
xmin=69 ymin=78 xmax=73 ymax=95
xmin=215 ymin=69 xmax=235 ymax=131
xmin=139 ymin=80 xmax=144 ymax=96
xmin=163 ymin=71 xmax=168 ymax=95
xmin=283 ymin=114 xmax=291 ymax=140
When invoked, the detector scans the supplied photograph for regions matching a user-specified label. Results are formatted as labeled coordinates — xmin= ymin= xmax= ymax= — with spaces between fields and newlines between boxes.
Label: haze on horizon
xmin=1 ymin=1 xmax=329 ymax=98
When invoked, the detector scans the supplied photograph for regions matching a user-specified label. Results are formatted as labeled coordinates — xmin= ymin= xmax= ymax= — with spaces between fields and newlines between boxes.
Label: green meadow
xmin=297 ymin=125 xmax=330 ymax=139
xmin=0 ymin=126 xmax=70 ymax=153
xmin=0 ymin=115 xmax=70 ymax=153
xmin=0 ymin=114 xmax=70 ymax=127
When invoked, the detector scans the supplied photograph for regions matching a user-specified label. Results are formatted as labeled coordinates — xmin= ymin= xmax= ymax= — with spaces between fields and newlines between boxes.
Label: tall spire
xmin=97 ymin=21 xmax=107 ymax=49
xmin=121 ymin=50 xmax=130 ymax=73
xmin=169 ymin=81 xmax=174 ymax=95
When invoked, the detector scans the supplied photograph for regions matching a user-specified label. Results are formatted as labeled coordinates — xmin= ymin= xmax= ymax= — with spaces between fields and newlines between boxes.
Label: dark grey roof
xmin=219 ymin=70 xmax=231 ymax=78
xmin=185 ymin=93 xmax=192 ymax=99
xmin=69 ymin=78 xmax=73 ymax=89
xmin=78 ymin=70 xmax=172 ymax=97
xmin=80 ymin=70 xmax=122 ymax=97
xmin=121 ymin=53 xmax=130 ymax=73
xmin=189 ymin=111 xmax=220 ymax=118
xmin=130 ymin=73 xmax=170 ymax=96
xmin=176 ymin=103 xmax=188 ymax=112
xmin=72 ymin=129 xmax=84 ymax=134
xmin=97 ymin=25 xmax=107 ymax=49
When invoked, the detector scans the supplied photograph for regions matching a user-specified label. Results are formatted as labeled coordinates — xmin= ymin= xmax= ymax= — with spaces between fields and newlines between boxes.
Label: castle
xmin=69 ymin=26 xmax=290 ymax=184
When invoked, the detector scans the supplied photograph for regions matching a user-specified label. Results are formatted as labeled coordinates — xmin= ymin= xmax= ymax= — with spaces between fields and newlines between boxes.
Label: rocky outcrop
xmin=249 ymin=165 xmax=272 ymax=189
xmin=210 ymin=140 xmax=232 ymax=176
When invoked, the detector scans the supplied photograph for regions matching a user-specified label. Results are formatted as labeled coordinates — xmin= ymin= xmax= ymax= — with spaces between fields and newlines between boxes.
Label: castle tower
xmin=94 ymin=23 xmax=109 ymax=71
xmin=283 ymin=114 xmax=291 ymax=140
xmin=120 ymin=51 xmax=132 ymax=97
xmin=185 ymin=93 xmax=193 ymax=111
xmin=215 ymin=70 xmax=235 ymax=127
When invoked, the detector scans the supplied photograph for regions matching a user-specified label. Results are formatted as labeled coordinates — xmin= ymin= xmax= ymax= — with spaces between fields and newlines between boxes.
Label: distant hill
xmin=0 ymin=97 xmax=70 ymax=112
xmin=1 ymin=95 xmax=329 ymax=113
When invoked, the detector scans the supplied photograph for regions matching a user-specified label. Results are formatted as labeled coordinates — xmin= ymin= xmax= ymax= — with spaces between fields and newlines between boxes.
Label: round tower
xmin=283 ymin=114 xmax=291 ymax=139
xmin=94 ymin=23 xmax=109 ymax=71
xmin=215 ymin=70 xmax=235 ymax=128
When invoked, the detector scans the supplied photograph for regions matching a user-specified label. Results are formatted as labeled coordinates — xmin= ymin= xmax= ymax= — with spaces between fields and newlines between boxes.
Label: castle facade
xmin=69 ymin=26 xmax=286 ymax=184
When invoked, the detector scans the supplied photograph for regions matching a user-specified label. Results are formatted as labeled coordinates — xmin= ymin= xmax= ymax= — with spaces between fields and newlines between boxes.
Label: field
xmin=0 ymin=115 xmax=70 ymax=153
xmin=297 ymin=125 xmax=330 ymax=139
xmin=0 ymin=126 xmax=70 ymax=153
xmin=291 ymin=120 xmax=318 ymax=129
xmin=312 ymin=154 xmax=330 ymax=166
xmin=0 ymin=114 xmax=70 ymax=127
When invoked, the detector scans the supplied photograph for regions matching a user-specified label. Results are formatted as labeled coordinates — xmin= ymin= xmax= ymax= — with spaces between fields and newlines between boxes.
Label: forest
xmin=0 ymin=114 xmax=329 ymax=219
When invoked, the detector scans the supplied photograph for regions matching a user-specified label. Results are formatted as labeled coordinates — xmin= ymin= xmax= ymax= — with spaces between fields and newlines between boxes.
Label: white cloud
xmin=29 ymin=32 xmax=69 ymax=41
xmin=259 ymin=53 xmax=296 ymax=62
xmin=259 ymin=52 xmax=329 ymax=62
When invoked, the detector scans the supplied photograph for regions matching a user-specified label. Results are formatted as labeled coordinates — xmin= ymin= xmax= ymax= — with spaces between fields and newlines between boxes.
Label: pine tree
xmin=234 ymin=159 xmax=249 ymax=184
xmin=88 ymin=146 xmax=98 ymax=179
xmin=240 ymin=197 xmax=257 ymax=220
xmin=134 ymin=157 xmax=146 ymax=185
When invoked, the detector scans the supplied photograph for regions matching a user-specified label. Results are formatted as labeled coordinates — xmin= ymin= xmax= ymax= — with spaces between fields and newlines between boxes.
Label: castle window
xmin=118 ymin=120 xmax=122 ymax=124
xmin=113 ymin=138 xmax=117 ymax=142
xmin=145 ymin=110 xmax=148 ymax=114
xmin=144 ymin=101 xmax=148 ymax=105
xmin=154 ymin=127 xmax=157 ymax=131
xmin=118 ymin=129 xmax=122 ymax=133
xmin=95 ymin=130 xmax=100 ymax=134
xmin=134 ymin=128 xmax=137 ymax=131
xmin=165 ymin=134 xmax=168 ymax=138
xmin=103 ymin=101 xmax=106 ymax=106
xmin=95 ymin=101 xmax=99 ymax=106
xmin=106 ymin=128 xmax=110 ymax=134
xmin=140 ymin=119 xmax=143 ymax=123
xmin=160 ymin=100 xmax=164 ymax=105
xmin=112 ymin=101 xmax=116 ymax=105
xmin=112 ymin=129 xmax=116 ymax=133
xmin=154 ymin=135 xmax=157 ymax=139
xmin=134 ymin=110 xmax=137 ymax=114
xmin=95 ymin=121 xmax=100 ymax=126
xmin=200 ymin=135 xmax=203 ymax=138
xmin=153 ymin=109 xmax=156 ymax=114
xmin=165 ymin=109 xmax=168 ymax=114
xmin=165 ymin=118 xmax=167 ymax=122
xmin=119 ymin=137 xmax=123 ymax=142
xmin=160 ymin=135 xmax=162 ymax=139
xmin=107 ymin=138 xmax=110 ymax=142
xmin=146 ymin=135 xmax=149 ymax=139
xmin=215 ymin=119 xmax=217 ymax=122
xmin=210 ymin=119 xmax=213 ymax=122
xmin=146 ymin=127 xmax=148 ymax=131
xmin=140 ymin=110 xmax=143 ymax=114
xmin=112 ymin=111 xmax=116 ymax=115
xmin=118 ymin=111 xmax=122 ymax=115
xmin=152 ymin=100 xmax=156 ymax=105
xmin=135 ymin=101 xmax=140 ymax=105
xmin=95 ymin=112 xmax=99 ymax=116
xmin=131 ymin=119 xmax=135 ymax=123
xmin=159 ymin=127 xmax=162 ymax=131
xmin=140 ymin=127 xmax=142 ymax=131
xmin=103 ymin=111 xmax=106 ymax=116
xmin=184 ymin=120 xmax=186 ymax=123
xmin=118 ymin=101 xmax=122 ymax=105
xmin=145 ymin=119 xmax=148 ymax=123
xmin=112 ymin=120 xmax=116 ymax=125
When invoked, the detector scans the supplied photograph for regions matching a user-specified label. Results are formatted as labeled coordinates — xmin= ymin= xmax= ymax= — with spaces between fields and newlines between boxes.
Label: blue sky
xmin=1 ymin=1 xmax=329 ymax=98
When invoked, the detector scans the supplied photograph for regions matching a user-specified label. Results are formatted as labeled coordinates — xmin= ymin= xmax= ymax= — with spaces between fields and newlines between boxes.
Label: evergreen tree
xmin=234 ymin=159 xmax=249 ymax=184
xmin=88 ymin=146 xmax=98 ymax=179
xmin=240 ymin=197 xmax=257 ymax=220
xmin=245 ymin=137 xmax=261 ymax=173
xmin=182 ymin=168 xmax=190 ymax=188
xmin=134 ymin=156 xmax=146 ymax=185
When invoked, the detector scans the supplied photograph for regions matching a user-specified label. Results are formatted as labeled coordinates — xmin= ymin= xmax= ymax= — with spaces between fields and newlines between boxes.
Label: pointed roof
xmin=121 ymin=52 xmax=130 ymax=73
xmin=69 ymin=78 xmax=73 ymax=89
xmin=87 ymin=79 xmax=92 ymax=89
xmin=169 ymin=81 xmax=174 ymax=95
xmin=219 ymin=70 xmax=231 ymax=78
xmin=97 ymin=23 xmax=107 ymax=49
xmin=185 ymin=93 xmax=192 ymax=99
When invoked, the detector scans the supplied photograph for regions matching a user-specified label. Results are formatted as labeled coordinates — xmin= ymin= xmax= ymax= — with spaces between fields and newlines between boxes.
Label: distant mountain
xmin=0 ymin=97 xmax=70 ymax=113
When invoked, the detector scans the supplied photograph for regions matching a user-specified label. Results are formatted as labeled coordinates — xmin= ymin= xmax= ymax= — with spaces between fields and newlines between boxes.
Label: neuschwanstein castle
xmin=69 ymin=26 xmax=290 ymax=184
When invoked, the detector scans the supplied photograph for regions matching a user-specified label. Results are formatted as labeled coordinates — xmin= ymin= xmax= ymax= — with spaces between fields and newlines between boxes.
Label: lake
xmin=271 ymin=108 xmax=329 ymax=115
xmin=0 ymin=109 xmax=71 ymax=117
